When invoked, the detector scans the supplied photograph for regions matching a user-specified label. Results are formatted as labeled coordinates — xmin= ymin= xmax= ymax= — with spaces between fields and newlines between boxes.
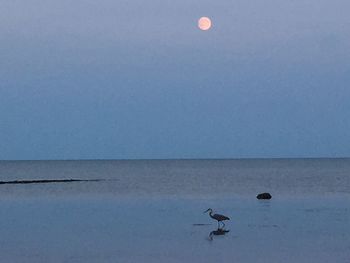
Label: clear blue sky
xmin=1 ymin=0 xmax=350 ymax=160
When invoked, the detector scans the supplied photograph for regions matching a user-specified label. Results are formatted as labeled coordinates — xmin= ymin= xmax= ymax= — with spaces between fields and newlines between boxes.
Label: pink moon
xmin=198 ymin=17 xmax=212 ymax=31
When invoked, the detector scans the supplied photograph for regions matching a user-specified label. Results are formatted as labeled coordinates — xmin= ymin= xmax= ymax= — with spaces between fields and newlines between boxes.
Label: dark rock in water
xmin=257 ymin=193 xmax=272 ymax=200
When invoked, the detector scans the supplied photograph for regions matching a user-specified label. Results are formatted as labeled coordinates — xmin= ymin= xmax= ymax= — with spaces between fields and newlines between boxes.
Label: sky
xmin=1 ymin=0 xmax=350 ymax=160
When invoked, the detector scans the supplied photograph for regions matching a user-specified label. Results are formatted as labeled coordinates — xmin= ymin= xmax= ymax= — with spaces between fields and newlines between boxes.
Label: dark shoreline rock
xmin=257 ymin=192 xmax=272 ymax=200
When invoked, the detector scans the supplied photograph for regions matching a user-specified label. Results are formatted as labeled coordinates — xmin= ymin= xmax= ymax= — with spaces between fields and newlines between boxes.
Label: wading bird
xmin=204 ymin=208 xmax=230 ymax=227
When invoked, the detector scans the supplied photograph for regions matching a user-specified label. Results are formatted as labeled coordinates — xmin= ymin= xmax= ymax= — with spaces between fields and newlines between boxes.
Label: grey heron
xmin=204 ymin=208 xmax=230 ymax=227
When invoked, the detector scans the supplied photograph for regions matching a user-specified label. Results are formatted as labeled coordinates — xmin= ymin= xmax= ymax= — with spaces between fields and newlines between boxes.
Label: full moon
xmin=198 ymin=17 xmax=212 ymax=31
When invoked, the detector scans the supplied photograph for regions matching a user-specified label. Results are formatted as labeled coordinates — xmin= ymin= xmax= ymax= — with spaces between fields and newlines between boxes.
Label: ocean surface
xmin=0 ymin=159 xmax=349 ymax=262
xmin=1 ymin=158 xmax=350 ymax=198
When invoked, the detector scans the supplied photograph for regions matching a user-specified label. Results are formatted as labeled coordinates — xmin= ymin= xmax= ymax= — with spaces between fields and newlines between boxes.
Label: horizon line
xmin=1 ymin=157 xmax=350 ymax=162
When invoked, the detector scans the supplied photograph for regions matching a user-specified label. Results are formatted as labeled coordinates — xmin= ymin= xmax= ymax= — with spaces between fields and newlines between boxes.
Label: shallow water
xmin=0 ymin=196 xmax=349 ymax=263
xmin=0 ymin=159 xmax=349 ymax=262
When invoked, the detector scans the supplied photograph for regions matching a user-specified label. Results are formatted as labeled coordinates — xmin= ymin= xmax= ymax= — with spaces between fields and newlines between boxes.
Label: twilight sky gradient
xmin=1 ymin=0 xmax=350 ymax=160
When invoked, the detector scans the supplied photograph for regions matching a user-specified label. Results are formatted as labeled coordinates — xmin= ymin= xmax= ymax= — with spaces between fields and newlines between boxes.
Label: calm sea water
xmin=0 ymin=158 xmax=350 ymax=198
xmin=0 ymin=159 xmax=349 ymax=262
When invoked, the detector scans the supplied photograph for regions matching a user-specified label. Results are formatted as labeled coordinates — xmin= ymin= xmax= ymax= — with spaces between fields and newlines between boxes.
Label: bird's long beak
xmin=203 ymin=209 xmax=209 ymax=213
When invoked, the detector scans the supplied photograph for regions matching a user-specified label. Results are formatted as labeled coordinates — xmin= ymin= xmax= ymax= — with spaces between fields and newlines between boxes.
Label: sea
xmin=0 ymin=159 xmax=349 ymax=262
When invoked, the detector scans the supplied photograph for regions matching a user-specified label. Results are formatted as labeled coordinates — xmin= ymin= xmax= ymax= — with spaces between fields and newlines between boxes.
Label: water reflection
xmin=208 ymin=227 xmax=230 ymax=241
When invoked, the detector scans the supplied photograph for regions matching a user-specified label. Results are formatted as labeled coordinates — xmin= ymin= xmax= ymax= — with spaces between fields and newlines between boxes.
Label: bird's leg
xmin=218 ymin=221 xmax=225 ymax=230
xmin=218 ymin=221 xmax=223 ymax=229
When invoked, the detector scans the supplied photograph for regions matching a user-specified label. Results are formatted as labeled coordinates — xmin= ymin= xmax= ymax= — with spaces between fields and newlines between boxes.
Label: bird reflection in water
xmin=208 ymin=227 xmax=230 ymax=241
